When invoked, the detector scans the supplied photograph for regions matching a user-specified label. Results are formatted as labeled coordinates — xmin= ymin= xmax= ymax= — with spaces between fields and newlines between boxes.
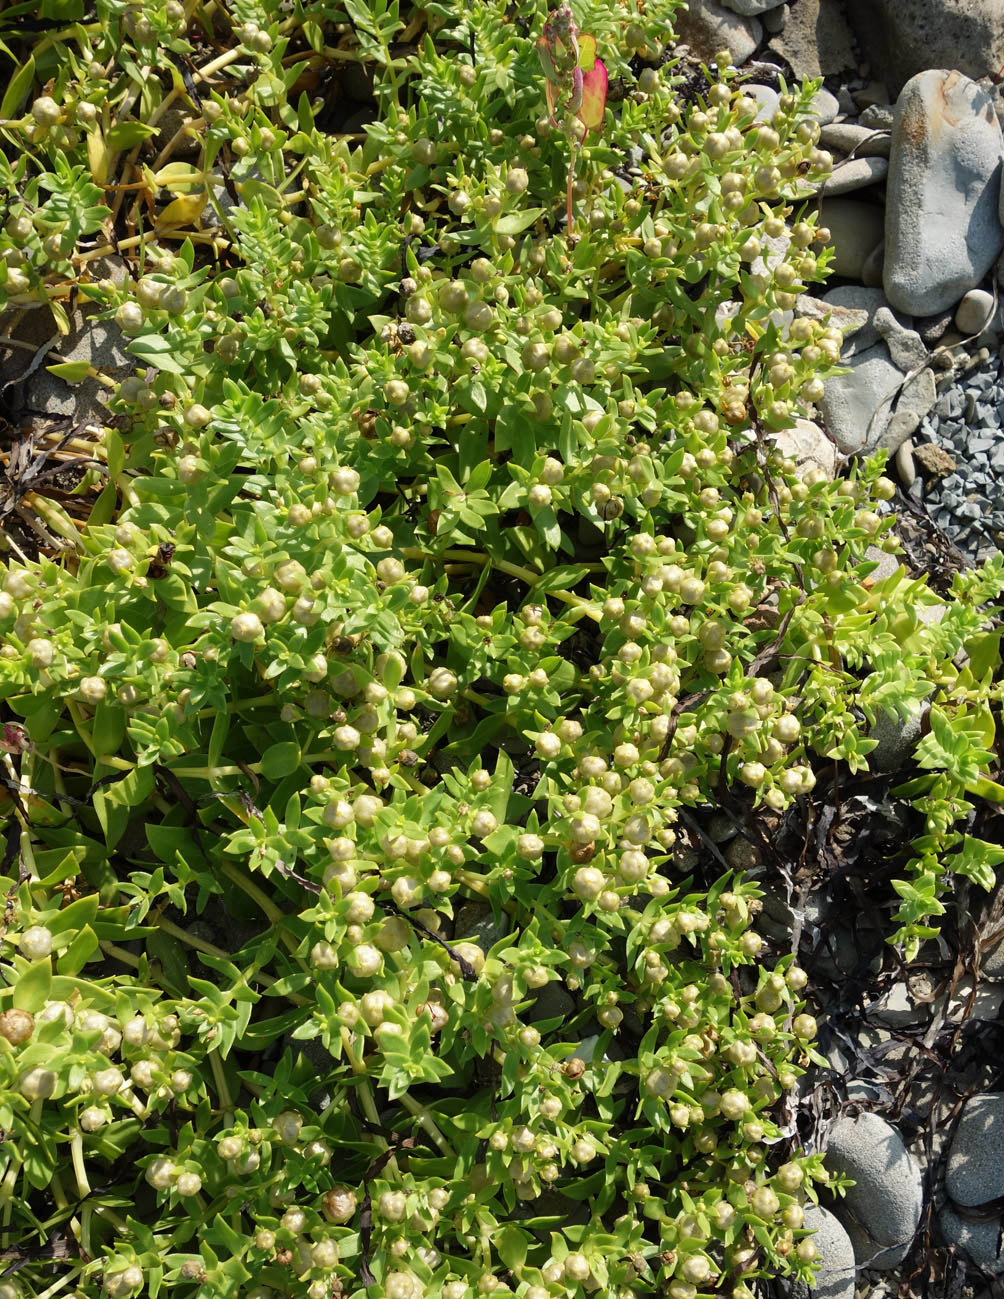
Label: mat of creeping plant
xmin=2 ymin=2 xmax=1004 ymax=1299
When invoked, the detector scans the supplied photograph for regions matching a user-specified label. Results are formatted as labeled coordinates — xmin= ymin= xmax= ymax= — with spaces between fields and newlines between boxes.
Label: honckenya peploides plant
xmin=1 ymin=0 xmax=1004 ymax=1297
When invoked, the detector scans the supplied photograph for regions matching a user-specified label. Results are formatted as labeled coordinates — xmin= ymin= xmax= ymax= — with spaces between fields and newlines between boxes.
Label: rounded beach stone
xmin=770 ymin=418 xmax=837 ymax=478
xmin=940 ymin=1202 xmax=1004 ymax=1275
xmin=810 ymin=87 xmax=840 ymax=126
xmin=820 ymin=344 xmax=902 ymax=454
xmin=822 ymin=1111 xmax=924 ymax=1269
xmin=955 ymin=289 xmax=996 ymax=337
xmin=895 ymin=438 xmax=917 ymax=488
xmin=819 ymin=122 xmax=891 ymax=158
xmin=884 ymin=70 xmax=1004 ymax=316
xmin=820 ymin=156 xmax=889 ymax=196
xmin=946 ymin=1093 xmax=1004 ymax=1207
xmin=788 ymin=1204 xmax=856 ymax=1299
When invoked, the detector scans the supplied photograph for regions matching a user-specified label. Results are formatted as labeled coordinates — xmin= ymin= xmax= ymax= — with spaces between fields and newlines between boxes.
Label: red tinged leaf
xmin=578 ymin=58 xmax=607 ymax=133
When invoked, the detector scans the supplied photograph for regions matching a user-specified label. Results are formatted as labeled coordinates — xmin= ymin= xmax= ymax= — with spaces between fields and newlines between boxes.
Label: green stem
xmin=70 ymin=1130 xmax=91 ymax=1198
xmin=398 ymin=1092 xmax=454 ymax=1157
xmin=209 ymin=1049 xmax=233 ymax=1120
xmin=402 ymin=546 xmax=599 ymax=615
xmin=160 ymin=748 xmax=344 ymax=780
xmin=93 ymin=1203 xmax=129 ymax=1232
xmin=34 ymin=1262 xmax=84 ymax=1299
xmin=66 ymin=699 xmax=97 ymax=757
xmin=100 ymin=939 xmax=141 ymax=968
xmin=0 ymin=1146 xmax=21 ymax=1205
xmin=357 ymin=1078 xmax=383 ymax=1128
xmin=216 ymin=859 xmax=280 ymax=925
xmin=567 ymin=149 xmax=576 ymax=233
xmin=340 ymin=1029 xmax=398 ymax=1169
xmin=191 ymin=691 xmax=280 ymax=719
xmin=3 ymin=752 xmax=39 ymax=879
xmin=153 ymin=914 xmax=310 ymax=1004
xmin=49 ymin=1168 xmax=69 ymax=1210
xmin=81 ymin=1202 xmax=93 ymax=1258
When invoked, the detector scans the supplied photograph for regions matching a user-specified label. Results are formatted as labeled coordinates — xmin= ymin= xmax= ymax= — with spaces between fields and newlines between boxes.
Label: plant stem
xmin=154 ymin=913 xmax=310 ymax=1005
xmin=100 ymin=940 xmax=141 ymax=968
xmin=70 ymin=1130 xmax=91 ymax=1197
xmin=93 ymin=1203 xmax=129 ymax=1232
xmin=398 ymin=1092 xmax=454 ymax=1156
xmin=567 ymin=150 xmax=576 ymax=233
xmin=34 ymin=1264 xmax=84 ymax=1299
xmin=401 ymin=547 xmax=600 ymax=617
xmin=209 ymin=1048 xmax=233 ymax=1120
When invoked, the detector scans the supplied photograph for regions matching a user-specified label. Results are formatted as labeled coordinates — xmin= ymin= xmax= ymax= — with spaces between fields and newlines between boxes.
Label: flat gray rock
xmin=820 ymin=343 xmax=902 ymax=453
xmin=940 ymin=976 xmax=1004 ymax=1025
xmin=770 ymin=418 xmax=838 ymax=478
xmin=823 ymin=1111 xmax=924 ymax=1269
xmin=940 ymin=1202 xmax=1004 ymax=1274
xmin=984 ymin=936 xmax=1004 ymax=977
xmin=870 ymin=696 xmax=927 ymax=771
xmin=672 ymin=0 xmax=762 ymax=63
xmin=873 ymin=306 xmax=928 ymax=372
xmin=946 ymin=1094 xmax=1004 ymax=1207
xmin=763 ymin=3 xmax=786 ymax=33
xmin=820 ymin=156 xmax=889 ymax=196
xmin=870 ymin=979 xmax=928 ymax=1027
xmin=819 ymin=123 xmax=891 ymax=158
xmin=820 ymin=286 xmax=907 ymax=355
xmin=884 ymin=70 xmax=1004 ymax=317
xmin=795 ymin=295 xmax=870 ymax=349
xmin=819 ymin=199 xmax=885 ymax=280
xmin=883 ymin=367 xmax=937 ymax=452
xmin=860 ymin=103 xmax=897 ymax=131
xmin=23 ymin=311 xmax=133 ymax=428
xmin=810 ymin=88 xmax=841 ymax=126
xmin=789 ymin=1205 xmax=856 ymax=1299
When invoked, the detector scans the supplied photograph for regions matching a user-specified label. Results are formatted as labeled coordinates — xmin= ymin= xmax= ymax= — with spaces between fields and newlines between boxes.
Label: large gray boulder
xmin=940 ymin=1203 xmax=1004 ymax=1275
xmin=946 ymin=1094 xmax=1004 ymax=1207
xmin=839 ymin=0 xmax=1004 ymax=99
xmin=884 ymin=70 xmax=1004 ymax=317
xmin=822 ymin=1111 xmax=925 ymax=1269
